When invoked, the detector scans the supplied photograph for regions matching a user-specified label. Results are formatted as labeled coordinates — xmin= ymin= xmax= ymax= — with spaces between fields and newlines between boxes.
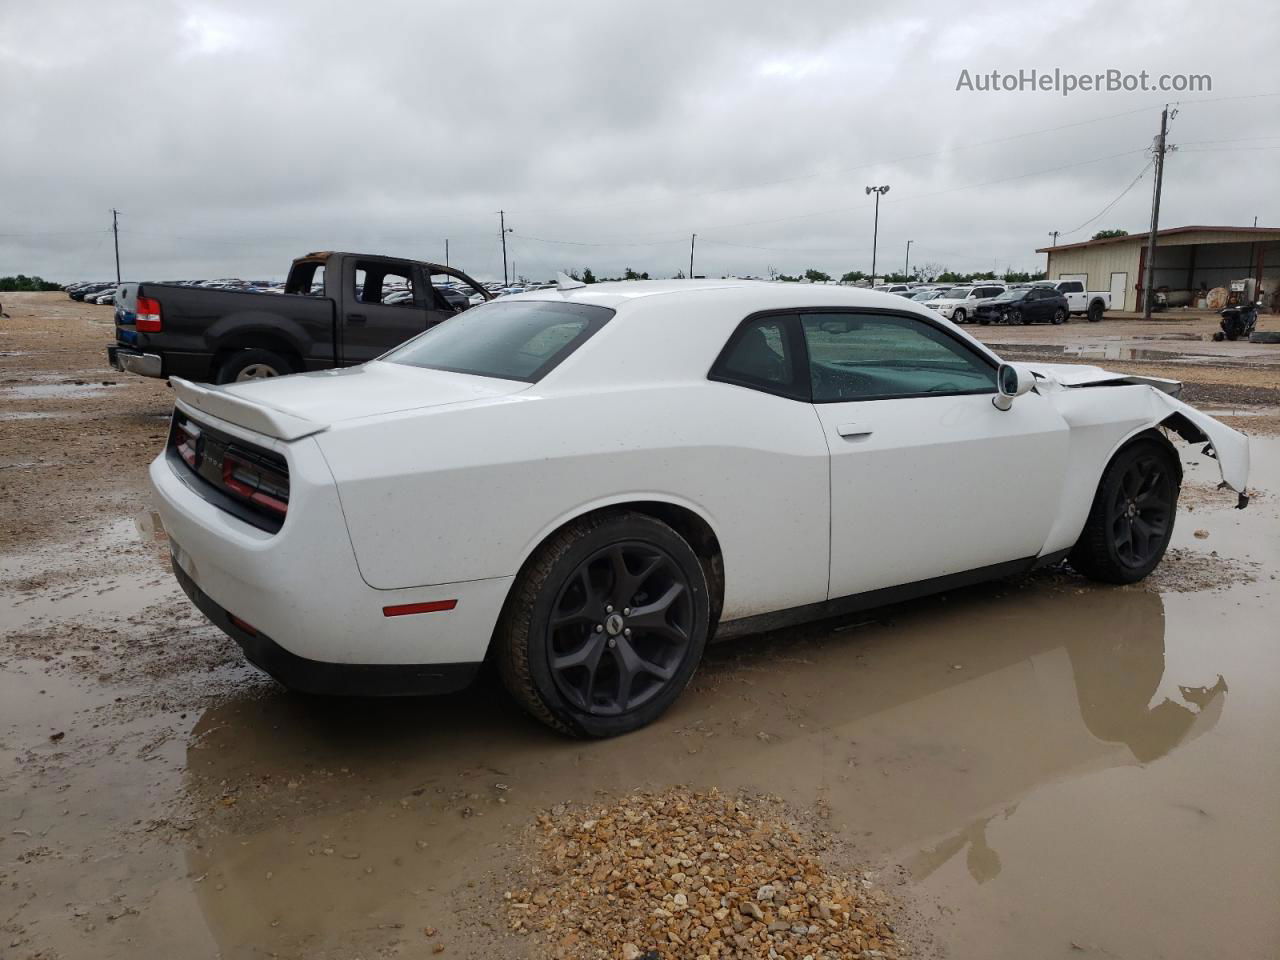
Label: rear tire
xmin=1087 ymin=300 xmax=1105 ymax=322
xmin=1051 ymin=308 xmax=1067 ymax=325
xmin=215 ymin=348 xmax=294 ymax=384
xmin=496 ymin=511 xmax=710 ymax=738
xmin=1069 ymin=435 xmax=1180 ymax=585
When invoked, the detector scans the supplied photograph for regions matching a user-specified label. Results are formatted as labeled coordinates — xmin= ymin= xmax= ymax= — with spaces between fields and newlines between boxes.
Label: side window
xmin=801 ymin=313 xmax=997 ymax=402
xmin=1061 ymin=281 xmax=1083 ymax=294
xmin=710 ymin=316 xmax=799 ymax=397
xmin=353 ymin=262 xmax=415 ymax=306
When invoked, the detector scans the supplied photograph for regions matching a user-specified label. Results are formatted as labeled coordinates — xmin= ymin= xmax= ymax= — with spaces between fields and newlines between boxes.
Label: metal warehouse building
xmin=1038 ymin=225 xmax=1280 ymax=313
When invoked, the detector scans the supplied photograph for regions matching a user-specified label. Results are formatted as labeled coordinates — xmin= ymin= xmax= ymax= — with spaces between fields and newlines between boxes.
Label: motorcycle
xmin=1212 ymin=301 xmax=1259 ymax=342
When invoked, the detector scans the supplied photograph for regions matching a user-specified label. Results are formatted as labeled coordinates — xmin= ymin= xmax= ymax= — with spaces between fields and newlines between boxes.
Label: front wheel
xmin=1051 ymin=308 xmax=1067 ymax=325
xmin=1069 ymin=436 xmax=1180 ymax=584
xmin=952 ymin=308 xmax=967 ymax=324
xmin=496 ymin=512 xmax=710 ymax=737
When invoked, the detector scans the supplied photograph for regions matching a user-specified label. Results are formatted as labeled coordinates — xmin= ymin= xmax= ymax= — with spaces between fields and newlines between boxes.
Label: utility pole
xmin=689 ymin=233 xmax=696 ymax=278
xmin=499 ymin=211 xmax=513 ymax=286
xmin=444 ymin=238 xmax=449 ymax=270
xmin=111 ymin=209 xmax=121 ymax=283
xmin=1142 ymin=105 xmax=1174 ymax=319
xmin=904 ymin=239 xmax=913 ymax=281
xmin=865 ymin=185 xmax=889 ymax=282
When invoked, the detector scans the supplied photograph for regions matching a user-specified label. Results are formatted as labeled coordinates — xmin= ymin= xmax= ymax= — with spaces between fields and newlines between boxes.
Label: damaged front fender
xmin=1021 ymin=361 xmax=1251 ymax=507
xmin=1153 ymin=397 xmax=1251 ymax=507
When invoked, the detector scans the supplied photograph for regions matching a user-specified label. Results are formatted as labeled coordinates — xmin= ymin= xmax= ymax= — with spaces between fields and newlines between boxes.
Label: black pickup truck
xmin=108 ymin=251 xmax=491 ymax=383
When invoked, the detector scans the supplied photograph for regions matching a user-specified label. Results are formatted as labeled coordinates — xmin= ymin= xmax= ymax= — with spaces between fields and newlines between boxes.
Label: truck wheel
xmin=215 ymin=348 xmax=294 ymax=384
xmin=496 ymin=511 xmax=710 ymax=738
xmin=1068 ymin=435 xmax=1180 ymax=585
xmin=1087 ymin=300 xmax=1104 ymax=322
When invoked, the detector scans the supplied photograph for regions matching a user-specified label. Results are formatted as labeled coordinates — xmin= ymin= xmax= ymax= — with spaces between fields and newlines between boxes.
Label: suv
xmin=924 ymin=283 xmax=1006 ymax=324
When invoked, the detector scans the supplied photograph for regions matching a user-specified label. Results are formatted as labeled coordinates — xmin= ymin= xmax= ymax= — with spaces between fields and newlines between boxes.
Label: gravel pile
xmin=506 ymin=788 xmax=901 ymax=960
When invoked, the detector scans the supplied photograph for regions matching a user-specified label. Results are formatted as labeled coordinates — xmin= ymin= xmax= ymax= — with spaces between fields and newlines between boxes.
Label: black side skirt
xmin=172 ymin=559 xmax=482 ymax=697
xmin=714 ymin=552 xmax=1067 ymax=641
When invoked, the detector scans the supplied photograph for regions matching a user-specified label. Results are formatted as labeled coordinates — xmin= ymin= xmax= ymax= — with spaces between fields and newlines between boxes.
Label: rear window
xmin=382 ymin=299 xmax=613 ymax=382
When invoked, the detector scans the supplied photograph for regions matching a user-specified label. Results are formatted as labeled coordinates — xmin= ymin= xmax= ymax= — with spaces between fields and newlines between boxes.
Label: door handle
xmin=347 ymin=313 xmax=366 ymax=324
xmin=836 ymin=423 xmax=873 ymax=440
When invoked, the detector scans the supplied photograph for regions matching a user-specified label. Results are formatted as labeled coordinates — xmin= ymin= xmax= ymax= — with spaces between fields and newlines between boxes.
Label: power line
xmin=1060 ymin=159 xmax=1154 ymax=237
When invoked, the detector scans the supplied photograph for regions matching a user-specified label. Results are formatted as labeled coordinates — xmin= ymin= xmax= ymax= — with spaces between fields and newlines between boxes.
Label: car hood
xmin=170 ymin=362 xmax=529 ymax=441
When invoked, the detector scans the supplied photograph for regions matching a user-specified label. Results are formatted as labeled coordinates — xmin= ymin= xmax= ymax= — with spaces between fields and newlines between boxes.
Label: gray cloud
xmin=2 ymin=0 xmax=1275 ymax=283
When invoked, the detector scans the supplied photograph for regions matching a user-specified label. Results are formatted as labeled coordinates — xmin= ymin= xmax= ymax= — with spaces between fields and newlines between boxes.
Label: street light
xmin=904 ymin=239 xmax=913 ymax=282
xmin=865 ymin=185 xmax=890 ymax=283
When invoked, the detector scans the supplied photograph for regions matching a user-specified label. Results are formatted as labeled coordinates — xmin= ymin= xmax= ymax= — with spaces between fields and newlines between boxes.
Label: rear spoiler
xmin=170 ymin=378 xmax=327 ymax=442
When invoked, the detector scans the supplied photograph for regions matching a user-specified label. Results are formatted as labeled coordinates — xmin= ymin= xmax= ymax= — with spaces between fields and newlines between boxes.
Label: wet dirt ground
xmin=2 ymin=293 xmax=1279 ymax=959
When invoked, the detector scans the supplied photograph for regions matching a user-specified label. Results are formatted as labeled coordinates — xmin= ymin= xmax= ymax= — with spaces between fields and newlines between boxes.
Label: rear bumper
xmin=148 ymin=422 xmax=512 ymax=672
xmin=108 ymin=344 xmax=163 ymax=378
xmin=172 ymin=559 xmax=481 ymax=696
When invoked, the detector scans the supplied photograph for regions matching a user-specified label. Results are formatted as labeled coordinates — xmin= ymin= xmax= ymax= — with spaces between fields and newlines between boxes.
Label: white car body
xmin=924 ymin=283 xmax=1006 ymax=322
xmin=149 ymin=280 xmax=1249 ymax=709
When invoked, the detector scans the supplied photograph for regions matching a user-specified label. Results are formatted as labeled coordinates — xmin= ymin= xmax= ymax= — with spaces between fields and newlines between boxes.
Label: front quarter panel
xmin=1040 ymin=383 xmax=1250 ymax=553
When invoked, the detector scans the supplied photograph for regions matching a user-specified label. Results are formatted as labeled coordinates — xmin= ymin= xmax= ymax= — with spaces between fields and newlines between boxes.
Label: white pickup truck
xmin=1039 ymin=279 xmax=1110 ymax=321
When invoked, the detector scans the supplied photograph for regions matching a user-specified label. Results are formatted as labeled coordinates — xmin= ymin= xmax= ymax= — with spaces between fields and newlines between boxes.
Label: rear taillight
xmin=221 ymin=450 xmax=289 ymax=517
xmin=136 ymin=295 xmax=162 ymax=332
xmin=175 ymin=418 xmax=200 ymax=468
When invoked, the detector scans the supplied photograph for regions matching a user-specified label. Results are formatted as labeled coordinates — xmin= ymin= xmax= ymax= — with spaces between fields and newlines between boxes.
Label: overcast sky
xmin=2 ymin=0 xmax=1276 ymax=283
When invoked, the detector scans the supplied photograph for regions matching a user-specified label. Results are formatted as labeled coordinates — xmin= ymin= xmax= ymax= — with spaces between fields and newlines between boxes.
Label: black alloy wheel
xmin=547 ymin=541 xmax=693 ymax=717
xmin=496 ymin=511 xmax=710 ymax=737
xmin=1052 ymin=307 xmax=1067 ymax=325
xmin=1070 ymin=435 xmax=1180 ymax=584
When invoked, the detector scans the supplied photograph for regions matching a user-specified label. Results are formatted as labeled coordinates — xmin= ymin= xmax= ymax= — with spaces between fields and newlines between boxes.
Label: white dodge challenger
xmin=150 ymin=279 xmax=1250 ymax=736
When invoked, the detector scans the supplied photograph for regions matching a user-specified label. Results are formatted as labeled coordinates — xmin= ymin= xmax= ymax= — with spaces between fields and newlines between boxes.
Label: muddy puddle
xmin=2 ymin=442 xmax=1278 ymax=959
xmin=0 ymin=381 xmax=122 ymax=400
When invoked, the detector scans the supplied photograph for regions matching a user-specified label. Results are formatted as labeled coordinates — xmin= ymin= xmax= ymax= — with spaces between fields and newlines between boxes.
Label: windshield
xmin=383 ymin=300 xmax=614 ymax=382
xmin=946 ymin=288 xmax=973 ymax=299
xmin=995 ymin=288 xmax=1026 ymax=301
xmin=911 ymin=290 xmax=942 ymax=301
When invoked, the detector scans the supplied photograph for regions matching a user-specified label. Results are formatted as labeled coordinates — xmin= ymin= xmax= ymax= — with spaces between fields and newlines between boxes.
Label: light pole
xmin=865 ymin=185 xmax=890 ymax=283
xmin=904 ymin=239 xmax=913 ymax=282
xmin=498 ymin=210 xmax=514 ymax=286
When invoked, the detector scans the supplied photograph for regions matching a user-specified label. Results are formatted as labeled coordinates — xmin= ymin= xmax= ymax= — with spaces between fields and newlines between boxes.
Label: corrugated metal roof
xmin=1038 ymin=225 xmax=1280 ymax=254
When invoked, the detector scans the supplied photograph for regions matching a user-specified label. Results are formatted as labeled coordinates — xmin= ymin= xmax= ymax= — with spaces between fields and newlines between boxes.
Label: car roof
xmin=498 ymin=278 xmax=933 ymax=313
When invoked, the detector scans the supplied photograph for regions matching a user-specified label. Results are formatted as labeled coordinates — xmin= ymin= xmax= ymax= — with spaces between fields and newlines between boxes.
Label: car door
xmin=800 ymin=310 xmax=1071 ymax=599
xmin=339 ymin=258 xmax=452 ymax=365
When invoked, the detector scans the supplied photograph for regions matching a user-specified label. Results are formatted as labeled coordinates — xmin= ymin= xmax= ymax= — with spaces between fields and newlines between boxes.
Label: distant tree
xmin=840 ymin=270 xmax=869 ymax=284
xmin=624 ymin=267 xmax=641 ymax=280
xmin=777 ymin=273 xmax=800 ymax=282
xmin=882 ymin=272 xmax=913 ymax=283
xmin=581 ymin=267 xmax=597 ymax=284
xmin=804 ymin=268 xmax=831 ymax=282
xmin=936 ymin=270 xmax=968 ymax=283
xmin=640 ymin=271 xmax=649 ymax=280
xmin=1002 ymin=270 xmax=1036 ymax=283
xmin=0 ymin=274 xmax=62 ymax=292
xmin=1092 ymin=229 xmax=1129 ymax=240
xmin=913 ymin=262 xmax=945 ymax=282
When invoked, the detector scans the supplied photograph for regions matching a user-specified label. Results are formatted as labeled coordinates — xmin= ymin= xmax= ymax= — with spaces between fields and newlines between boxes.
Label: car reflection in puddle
xmin=178 ymin=579 xmax=1227 ymax=956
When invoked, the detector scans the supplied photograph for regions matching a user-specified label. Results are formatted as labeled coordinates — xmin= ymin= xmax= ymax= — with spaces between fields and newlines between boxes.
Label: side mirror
xmin=993 ymin=363 xmax=1034 ymax=411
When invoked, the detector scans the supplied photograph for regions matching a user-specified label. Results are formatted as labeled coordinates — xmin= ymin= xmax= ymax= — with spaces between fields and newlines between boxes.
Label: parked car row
xmin=870 ymin=279 xmax=1110 ymax=325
